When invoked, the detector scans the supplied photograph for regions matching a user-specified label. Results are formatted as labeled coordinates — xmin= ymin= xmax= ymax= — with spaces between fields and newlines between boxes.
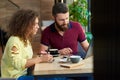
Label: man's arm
xmin=39 ymin=43 xmax=73 ymax=55
xmin=39 ymin=44 xmax=49 ymax=53
xmin=80 ymin=39 xmax=89 ymax=52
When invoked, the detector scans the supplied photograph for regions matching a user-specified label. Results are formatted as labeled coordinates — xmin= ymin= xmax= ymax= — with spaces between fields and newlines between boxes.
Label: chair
xmin=17 ymin=76 xmax=34 ymax=80
xmin=0 ymin=29 xmax=8 ymax=53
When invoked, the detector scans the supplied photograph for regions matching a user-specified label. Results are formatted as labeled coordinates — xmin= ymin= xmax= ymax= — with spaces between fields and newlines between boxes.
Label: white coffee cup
xmin=70 ymin=55 xmax=81 ymax=63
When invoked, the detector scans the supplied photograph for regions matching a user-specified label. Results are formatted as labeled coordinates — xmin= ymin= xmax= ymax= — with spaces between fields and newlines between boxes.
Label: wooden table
xmin=32 ymin=56 xmax=93 ymax=78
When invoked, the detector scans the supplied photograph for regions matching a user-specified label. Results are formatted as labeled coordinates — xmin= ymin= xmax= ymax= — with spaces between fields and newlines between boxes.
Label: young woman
xmin=1 ymin=9 xmax=53 ymax=78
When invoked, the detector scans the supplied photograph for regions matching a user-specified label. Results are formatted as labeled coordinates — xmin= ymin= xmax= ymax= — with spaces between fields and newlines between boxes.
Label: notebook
xmin=85 ymin=40 xmax=93 ymax=59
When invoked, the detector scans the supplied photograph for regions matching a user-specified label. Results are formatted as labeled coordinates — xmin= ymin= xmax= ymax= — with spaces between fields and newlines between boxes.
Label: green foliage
xmin=69 ymin=0 xmax=90 ymax=27
xmin=85 ymin=32 xmax=93 ymax=43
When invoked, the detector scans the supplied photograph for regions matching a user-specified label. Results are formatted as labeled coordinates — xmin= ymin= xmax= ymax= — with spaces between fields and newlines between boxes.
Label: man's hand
xmin=58 ymin=47 xmax=73 ymax=55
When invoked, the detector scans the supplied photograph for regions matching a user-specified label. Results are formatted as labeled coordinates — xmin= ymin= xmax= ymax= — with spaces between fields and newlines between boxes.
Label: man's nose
xmin=63 ymin=20 xmax=68 ymax=24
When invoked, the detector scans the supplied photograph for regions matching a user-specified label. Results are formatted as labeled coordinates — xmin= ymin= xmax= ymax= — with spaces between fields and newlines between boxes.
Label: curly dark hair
xmin=7 ymin=9 xmax=39 ymax=46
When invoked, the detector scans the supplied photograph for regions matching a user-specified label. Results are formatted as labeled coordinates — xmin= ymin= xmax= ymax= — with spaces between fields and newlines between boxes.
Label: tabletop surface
xmin=32 ymin=56 xmax=93 ymax=76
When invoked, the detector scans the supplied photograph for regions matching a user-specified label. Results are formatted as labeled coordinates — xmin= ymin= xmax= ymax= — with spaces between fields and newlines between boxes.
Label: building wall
xmin=0 ymin=0 xmax=54 ymax=59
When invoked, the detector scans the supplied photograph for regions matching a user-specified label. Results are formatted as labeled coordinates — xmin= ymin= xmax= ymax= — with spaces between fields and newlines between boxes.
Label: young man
xmin=40 ymin=3 xmax=89 ymax=56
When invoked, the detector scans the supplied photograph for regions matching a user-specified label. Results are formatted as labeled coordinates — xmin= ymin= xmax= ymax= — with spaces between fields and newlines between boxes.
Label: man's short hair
xmin=52 ymin=3 xmax=69 ymax=16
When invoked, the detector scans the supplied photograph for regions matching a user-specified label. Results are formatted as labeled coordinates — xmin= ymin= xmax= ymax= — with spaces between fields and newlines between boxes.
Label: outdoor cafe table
xmin=32 ymin=56 xmax=93 ymax=78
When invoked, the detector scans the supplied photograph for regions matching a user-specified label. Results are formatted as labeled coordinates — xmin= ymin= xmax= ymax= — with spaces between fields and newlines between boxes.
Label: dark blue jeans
xmin=38 ymin=77 xmax=67 ymax=80
xmin=70 ymin=76 xmax=94 ymax=80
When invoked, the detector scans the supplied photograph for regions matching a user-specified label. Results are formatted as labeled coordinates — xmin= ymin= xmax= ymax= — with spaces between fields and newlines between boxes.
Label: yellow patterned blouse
xmin=1 ymin=36 xmax=33 ymax=78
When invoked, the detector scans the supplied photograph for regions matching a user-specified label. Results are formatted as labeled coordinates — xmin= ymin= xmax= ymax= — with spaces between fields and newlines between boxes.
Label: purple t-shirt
xmin=41 ymin=21 xmax=86 ymax=54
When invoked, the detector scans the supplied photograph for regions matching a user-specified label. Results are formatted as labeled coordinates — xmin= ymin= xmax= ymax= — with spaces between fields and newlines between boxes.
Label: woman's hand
xmin=39 ymin=54 xmax=54 ymax=63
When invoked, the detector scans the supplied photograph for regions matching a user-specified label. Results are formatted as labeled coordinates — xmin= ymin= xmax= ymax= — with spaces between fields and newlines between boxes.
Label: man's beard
xmin=55 ymin=21 xmax=69 ymax=31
